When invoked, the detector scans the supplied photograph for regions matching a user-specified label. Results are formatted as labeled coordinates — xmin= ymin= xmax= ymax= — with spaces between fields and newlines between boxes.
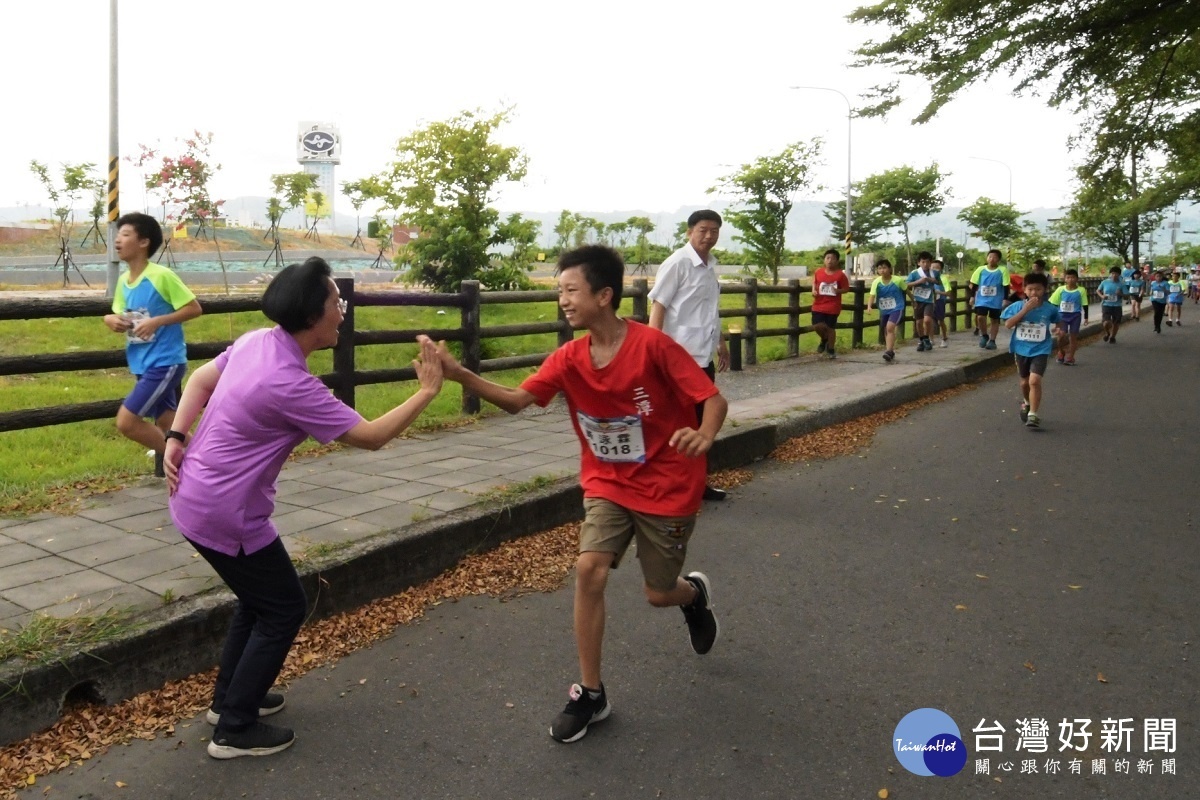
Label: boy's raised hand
xmin=417 ymin=334 xmax=464 ymax=380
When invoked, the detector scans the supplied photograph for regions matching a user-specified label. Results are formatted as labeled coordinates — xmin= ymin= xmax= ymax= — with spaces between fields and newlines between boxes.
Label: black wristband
xmin=164 ymin=430 xmax=187 ymax=443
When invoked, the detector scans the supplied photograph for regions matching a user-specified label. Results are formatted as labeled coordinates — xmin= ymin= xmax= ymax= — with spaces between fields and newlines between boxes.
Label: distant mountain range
xmin=4 ymin=198 xmax=1198 ymax=254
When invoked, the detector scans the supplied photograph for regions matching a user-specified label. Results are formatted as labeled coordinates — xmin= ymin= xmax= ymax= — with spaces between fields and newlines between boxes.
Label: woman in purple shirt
xmin=164 ymin=257 xmax=443 ymax=759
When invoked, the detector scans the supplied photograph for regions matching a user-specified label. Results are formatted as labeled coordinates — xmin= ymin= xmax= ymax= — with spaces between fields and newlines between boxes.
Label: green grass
xmin=478 ymin=474 xmax=560 ymax=505
xmin=0 ymin=608 xmax=137 ymax=666
xmin=0 ymin=281 xmax=964 ymax=514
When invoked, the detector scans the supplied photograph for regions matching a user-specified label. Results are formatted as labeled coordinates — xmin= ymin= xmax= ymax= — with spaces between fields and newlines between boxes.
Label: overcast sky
xmin=5 ymin=0 xmax=1088 ymax=221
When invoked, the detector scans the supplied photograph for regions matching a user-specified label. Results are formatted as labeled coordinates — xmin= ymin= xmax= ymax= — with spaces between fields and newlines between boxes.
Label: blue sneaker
xmin=985 ymin=339 xmax=997 ymax=350
xmin=979 ymin=335 xmax=989 ymax=348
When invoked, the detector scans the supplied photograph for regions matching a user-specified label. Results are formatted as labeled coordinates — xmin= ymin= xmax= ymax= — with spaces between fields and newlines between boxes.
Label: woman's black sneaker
xmin=206 ymin=692 xmax=286 ymax=725
xmin=550 ymin=683 xmax=610 ymax=743
xmin=207 ymin=721 xmax=295 ymax=759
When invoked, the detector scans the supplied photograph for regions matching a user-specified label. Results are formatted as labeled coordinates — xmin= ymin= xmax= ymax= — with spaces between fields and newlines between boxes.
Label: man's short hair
xmin=917 ymin=251 xmax=933 ymax=261
xmin=876 ymin=258 xmax=892 ymax=270
xmin=115 ymin=212 xmax=163 ymax=257
xmin=931 ymin=259 xmax=944 ymax=268
xmin=1110 ymin=267 xmax=1122 ymax=275
xmin=987 ymin=248 xmax=1003 ymax=259
xmin=1024 ymin=272 xmax=1049 ymax=288
xmin=823 ymin=248 xmax=840 ymax=260
xmin=1065 ymin=268 xmax=1079 ymax=278
xmin=686 ymin=209 xmax=722 ymax=229
xmin=1032 ymin=259 xmax=1046 ymax=271
xmin=557 ymin=245 xmax=625 ymax=310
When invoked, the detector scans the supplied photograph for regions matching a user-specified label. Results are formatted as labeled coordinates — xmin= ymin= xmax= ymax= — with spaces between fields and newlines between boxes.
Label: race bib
xmin=1104 ymin=294 xmax=1117 ymax=303
xmin=1015 ymin=322 xmax=1047 ymax=342
xmin=980 ymin=285 xmax=998 ymax=297
xmin=1152 ymin=290 xmax=1166 ymax=300
xmin=124 ymin=309 xmax=155 ymax=344
xmin=878 ymin=296 xmax=897 ymax=311
xmin=1060 ymin=301 xmax=1077 ymax=313
xmin=818 ymin=282 xmax=839 ymax=297
xmin=914 ymin=286 xmax=933 ymax=301
xmin=576 ymin=412 xmax=646 ymax=463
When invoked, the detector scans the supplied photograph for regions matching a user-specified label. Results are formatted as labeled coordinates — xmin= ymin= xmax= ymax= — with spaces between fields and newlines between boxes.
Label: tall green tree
xmin=1067 ymin=165 xmax=1164 ymax=263
xmin=858 ymin=163 xmax=949 ymax=268
xmin=709 ymin=139 xmax=824 ymax=284
xmin=490 ymin=213 xmax=542 ymax=290
xmin=271 ymin=171 xmax=319 ymax=229
xmin=849 ymin=0 xmax=1199 ymax=207
xmin=368 ymin=107 xmax=529 ymax=291
xmin=626 ymin=216 xmax=656 ymax=266
xmin=957 ymin=197 xmax=1024 ymax=249
xmin=29 ymin=160 xmax=97 ymax=238
xmin=553 ymin=210 xmax=578 ymax=250
xmin=823 ymin=192 xmax=893 ymax=247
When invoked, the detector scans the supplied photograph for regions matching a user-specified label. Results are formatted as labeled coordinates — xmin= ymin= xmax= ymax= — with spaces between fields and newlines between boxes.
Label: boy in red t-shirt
xmin=812 ymin=248 xmax=851 ymax=359
xmin=421 ymin=244 xmax=726 ymax=744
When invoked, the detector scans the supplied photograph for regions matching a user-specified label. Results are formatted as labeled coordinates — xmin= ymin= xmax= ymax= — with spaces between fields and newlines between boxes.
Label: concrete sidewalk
xmin=0 ymin=317 xmax=1102 ymax=744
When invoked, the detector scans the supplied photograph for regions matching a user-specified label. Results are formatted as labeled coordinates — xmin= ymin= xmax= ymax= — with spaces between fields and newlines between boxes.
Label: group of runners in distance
xmin=100 ymin=208 xmax=1195 ymax=757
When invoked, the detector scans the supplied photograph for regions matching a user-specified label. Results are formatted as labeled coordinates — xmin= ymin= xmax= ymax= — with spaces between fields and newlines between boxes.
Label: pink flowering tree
xmin=132 ymin=131 xmax=225 ymax=241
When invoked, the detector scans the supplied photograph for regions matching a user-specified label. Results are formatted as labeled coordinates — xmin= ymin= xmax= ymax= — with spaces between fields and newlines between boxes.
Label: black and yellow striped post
xmin=106 ymin=0 xmax=120 ymax=297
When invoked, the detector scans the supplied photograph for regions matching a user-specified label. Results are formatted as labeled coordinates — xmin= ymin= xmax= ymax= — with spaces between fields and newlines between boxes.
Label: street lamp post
xmin=969 ymin=156 xmax=1013 ymax=206
xmin=791 ymin=85 xmax=852 ymax=261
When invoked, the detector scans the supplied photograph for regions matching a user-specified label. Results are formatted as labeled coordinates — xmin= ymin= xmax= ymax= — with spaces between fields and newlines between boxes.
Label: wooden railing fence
xmin=0 ymin=275 xmax=1102 ymax=431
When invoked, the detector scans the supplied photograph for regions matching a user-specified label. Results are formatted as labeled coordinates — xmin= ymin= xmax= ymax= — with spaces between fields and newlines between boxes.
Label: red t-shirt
xmin=520 ymin=321 xmax=719 ymax=517
xmin=1009 ymin=274 xmax=1025 ymax=300
xmin=811 ymin=268 xmax=851 ymax=314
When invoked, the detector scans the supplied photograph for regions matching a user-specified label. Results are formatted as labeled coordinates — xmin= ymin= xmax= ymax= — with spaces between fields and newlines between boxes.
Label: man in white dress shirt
xmin=648 ymin=209 xmax=730 ymax=501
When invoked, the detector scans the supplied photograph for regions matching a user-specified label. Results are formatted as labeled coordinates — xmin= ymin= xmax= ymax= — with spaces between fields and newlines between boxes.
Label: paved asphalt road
xmin=23 ymin=318 xmax=1197 ymax=799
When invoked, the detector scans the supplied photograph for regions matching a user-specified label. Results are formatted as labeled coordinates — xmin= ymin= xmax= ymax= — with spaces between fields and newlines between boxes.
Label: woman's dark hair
xmin=262 ymin=257 xmax=334 ymax=333
xmin=557 ymin=245 xmax=624 ymax=310
xmin=115 ymin=212 xmax=163 ymax=256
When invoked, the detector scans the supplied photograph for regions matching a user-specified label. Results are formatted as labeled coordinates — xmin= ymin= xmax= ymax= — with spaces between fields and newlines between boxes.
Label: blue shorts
xmin=934 ymin=298 xmax=947 ymax=321
xmin=1059 ymin=313 xmax=1081 ymax=335
xmin=879 ymin=309 xmax=904 ymax=327
xmin=123 ymin=364 xmax=185 ymax=420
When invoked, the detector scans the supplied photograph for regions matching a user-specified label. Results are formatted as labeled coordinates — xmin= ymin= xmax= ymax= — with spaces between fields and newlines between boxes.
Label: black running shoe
xmin=549 ymin=683 xmax=610 ymax=743
xmin=207 ymin=692 xmax=287 ymax=726
xmin=882 ymin=350 xmax=895 ymax=363
xmin=682 ymin=572 xmax=719 ymax=655
xmin=702 ymin=485 xmax=728 ymax=501
xmin=207 ymin=722 xmax=295 ymax=759
xmin=817 ymin=341 xmax=826 ymax=354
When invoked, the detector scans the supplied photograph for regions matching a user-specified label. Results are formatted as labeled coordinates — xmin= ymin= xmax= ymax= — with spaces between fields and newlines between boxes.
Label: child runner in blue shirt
xmin=1126 ymin=268 xmax=1145 ymax=321
xmin=868 ymin=259 xmax=907 ymax=363
xmin=1096 ymin=267 xmax=1125 ymax=344
xmin=1149 ymin=271 xmax=1170 ymax=332
xmin=1048 ymin=268 xmax=1087 ymax=365
xmin=1001 ymin=272 xmax=1061 ymax=429
xmin=102 ymin=213 xmax=203 ymax=476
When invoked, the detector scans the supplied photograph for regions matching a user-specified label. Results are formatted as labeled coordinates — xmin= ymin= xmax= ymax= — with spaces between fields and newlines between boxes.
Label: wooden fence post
xmin=786 ymin=278 xmax=800 ymax=357
xmin=631 ymin=278 xmax=648 ymax=323
xmin=744 ymin=277 xmax=758 ymax=366
xmin=851 ymin=279 xmax=865 ymax=349
xmin=333 ymin=277 xmax=356 ymax=408
xmin=460 ymin=280 xmax=482 ymax=415
xmin=949 ymin=280 xmax=959 ymax=333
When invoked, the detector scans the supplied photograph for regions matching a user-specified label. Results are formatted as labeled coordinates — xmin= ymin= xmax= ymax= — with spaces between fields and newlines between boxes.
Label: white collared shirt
xmin=648 ymin=243 xmax=720 ymax=367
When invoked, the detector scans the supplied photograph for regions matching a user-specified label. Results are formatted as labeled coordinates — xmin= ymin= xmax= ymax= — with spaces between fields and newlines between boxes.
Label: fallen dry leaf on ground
xmin=0 ymin=524 xmax=582 ymax=798
xmin=770 ymin=385 xmax=973 ymax=463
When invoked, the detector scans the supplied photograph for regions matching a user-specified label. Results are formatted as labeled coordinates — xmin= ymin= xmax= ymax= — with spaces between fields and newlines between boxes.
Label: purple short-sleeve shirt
xmin=169 ymin=327 xmax=363 ymax=555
